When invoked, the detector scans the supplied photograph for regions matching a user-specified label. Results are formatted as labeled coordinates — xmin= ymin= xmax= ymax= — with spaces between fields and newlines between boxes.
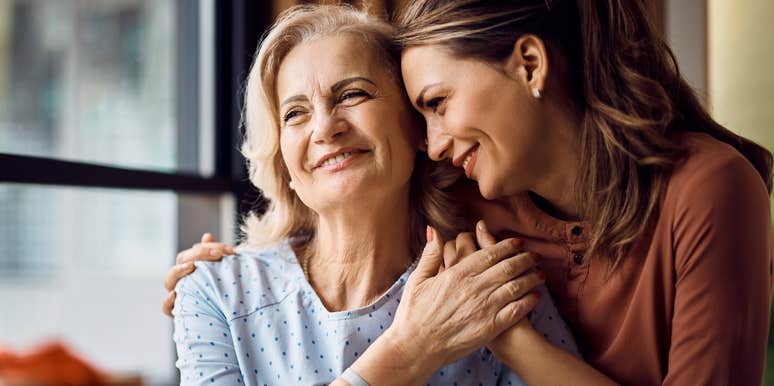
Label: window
xmin=0 ymin=0 xmax=268 ymax=384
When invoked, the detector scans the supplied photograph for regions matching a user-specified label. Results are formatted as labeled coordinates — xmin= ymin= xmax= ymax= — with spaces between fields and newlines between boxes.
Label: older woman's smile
xmin=312 ymin=147 xmax=370 ymax=172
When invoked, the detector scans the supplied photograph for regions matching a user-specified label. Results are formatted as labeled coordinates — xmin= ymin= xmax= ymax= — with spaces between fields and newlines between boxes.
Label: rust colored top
xmin=473 ymin=132 xmax=773 ymax=385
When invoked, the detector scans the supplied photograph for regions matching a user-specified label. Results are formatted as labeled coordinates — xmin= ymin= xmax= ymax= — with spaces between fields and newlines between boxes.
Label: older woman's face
xmin=276 ymin=35 xmax=418 ymax=212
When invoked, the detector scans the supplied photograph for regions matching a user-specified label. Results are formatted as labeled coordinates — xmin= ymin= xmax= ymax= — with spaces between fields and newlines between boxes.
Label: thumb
xmin=414 ymin=226 xmax=445 ymax=279
xmin=475 ymin=220 xmax=497 ymax=248
xmin=201 ymin=233 xmax=216 ymax=243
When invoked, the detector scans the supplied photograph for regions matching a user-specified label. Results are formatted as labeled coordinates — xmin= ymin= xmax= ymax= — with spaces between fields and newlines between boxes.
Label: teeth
xmin=321 ymin=152 xmax=352 ymax=167
xmin=462 ymin=152 xmax=473 ymax=170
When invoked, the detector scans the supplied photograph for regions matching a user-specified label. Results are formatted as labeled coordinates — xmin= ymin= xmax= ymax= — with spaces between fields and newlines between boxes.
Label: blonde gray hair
xmin=240 ymin=4 xmax=465 ymax=256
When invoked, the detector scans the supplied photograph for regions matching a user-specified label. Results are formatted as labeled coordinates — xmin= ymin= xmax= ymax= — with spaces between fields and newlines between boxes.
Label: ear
xmin=504 ymin=34 xmax=549 ymax=97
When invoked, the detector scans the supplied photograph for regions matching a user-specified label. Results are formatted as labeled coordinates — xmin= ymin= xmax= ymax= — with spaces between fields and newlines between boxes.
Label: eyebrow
xmin=280 ymin=77 xmax=377 ymax=108
xmin=331 ymin=77 xmax=376 ymax=93
xmin=414 ymin=83 xmax=441 ymax=109
xmin=280 ymin=95 xmax=308 ymax=108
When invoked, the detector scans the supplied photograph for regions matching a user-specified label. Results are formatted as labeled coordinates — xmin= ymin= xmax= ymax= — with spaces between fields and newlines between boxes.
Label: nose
xmin=425 ymin=121 xmax=453 ymax=161
xmin=310 ymin=111 xmax=348 ymax=144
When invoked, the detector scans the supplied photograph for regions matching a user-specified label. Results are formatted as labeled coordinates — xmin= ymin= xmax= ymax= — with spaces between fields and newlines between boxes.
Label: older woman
xmin=171 ymin=5 xmax=578 ymax=386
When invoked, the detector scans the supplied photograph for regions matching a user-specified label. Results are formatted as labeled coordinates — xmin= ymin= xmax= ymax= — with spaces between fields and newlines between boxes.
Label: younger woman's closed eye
xmin=426 ymin=96 xmax=446 ymax=114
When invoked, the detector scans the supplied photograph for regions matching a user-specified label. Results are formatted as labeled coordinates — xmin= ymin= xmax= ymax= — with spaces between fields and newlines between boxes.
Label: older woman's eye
xmin=426 ymin=96 xmax=446 ymax=113
xmin=339 ymin=90 xmax=370 ymax=104
xmin=283 ymin=109 xmax=304 ymax=124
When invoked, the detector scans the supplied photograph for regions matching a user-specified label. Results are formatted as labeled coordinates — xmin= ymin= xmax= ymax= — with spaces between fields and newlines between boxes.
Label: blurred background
xmin=0 ymin=0 xmax=771 ymax=385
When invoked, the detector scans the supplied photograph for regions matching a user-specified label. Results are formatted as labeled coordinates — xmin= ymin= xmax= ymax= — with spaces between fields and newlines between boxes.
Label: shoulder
xmin=661 ymin=132 xmax=772 ymax=271
xmin=665 ymin=132 xmax=769 ymax=217
xmin=175 ymin=242 xmax=302 ymax=320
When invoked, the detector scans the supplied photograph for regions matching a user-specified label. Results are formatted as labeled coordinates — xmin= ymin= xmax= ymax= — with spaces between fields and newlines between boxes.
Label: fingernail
xmin=426 ymin=226 xmax=433 ymax=242
xmin=209 ymin=248 xmax=220 ymax=256
xmin=226 ymin=246 xmax=235 ymax=254
xmin=184 ymin=262 xmax=193 ymax=269
xmin=477 ymin=220 xmax=486 ymax=231
xmin=510 ymin=239 xmax=521 ymax=248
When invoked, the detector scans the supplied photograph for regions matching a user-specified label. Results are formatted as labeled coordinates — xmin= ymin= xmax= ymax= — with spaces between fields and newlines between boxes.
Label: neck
xmin=305 ymin=187 xmax=414 ymax=311
xmin=530 ymin=101 xmax=583 ymax=221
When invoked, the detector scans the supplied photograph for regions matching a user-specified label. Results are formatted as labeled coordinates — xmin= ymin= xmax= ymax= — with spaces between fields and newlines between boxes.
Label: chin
xmin=476 ymin=181 xmax=501 ymax=200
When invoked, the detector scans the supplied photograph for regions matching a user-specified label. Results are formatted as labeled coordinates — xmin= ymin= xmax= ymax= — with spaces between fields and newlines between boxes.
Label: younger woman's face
xmin=401 ymin=45 xmax=553 ymax=199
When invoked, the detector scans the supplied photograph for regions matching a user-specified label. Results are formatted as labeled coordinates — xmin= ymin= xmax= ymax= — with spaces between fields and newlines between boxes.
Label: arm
xmin=662 ymin=155 xmax=771 ymax=385
xmin=474 ymin=222 xmax=619 ymax=386
xmin=333 ymin=226 xmax=544 ymax=386
xmin=491 ymin=321 xmax=618 ymax=386
xmin=329 ymin=329 xmax=440 ymax=386
xmin=173 ymin=269 xmax=244 ymax=385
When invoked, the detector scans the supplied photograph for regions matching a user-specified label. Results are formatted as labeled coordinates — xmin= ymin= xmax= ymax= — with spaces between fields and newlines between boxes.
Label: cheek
xmin=278 ymin=133 xmax=305 ymax=177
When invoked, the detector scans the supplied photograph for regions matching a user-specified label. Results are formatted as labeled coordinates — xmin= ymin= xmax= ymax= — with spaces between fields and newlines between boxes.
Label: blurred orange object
xmin=0 ymin=341 xmax=141 ymax=386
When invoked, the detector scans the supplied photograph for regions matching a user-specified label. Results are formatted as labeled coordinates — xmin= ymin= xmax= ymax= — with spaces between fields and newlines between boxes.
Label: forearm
xmin=331 ymin=328 xmax=439 ymax=386
xmin=490 ymin=323 xmax=618 ymax=386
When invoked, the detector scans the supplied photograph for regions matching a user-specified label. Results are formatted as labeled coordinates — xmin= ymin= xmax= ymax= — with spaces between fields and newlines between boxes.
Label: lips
xmin=453 ymin=144 xmax=479 ymax=179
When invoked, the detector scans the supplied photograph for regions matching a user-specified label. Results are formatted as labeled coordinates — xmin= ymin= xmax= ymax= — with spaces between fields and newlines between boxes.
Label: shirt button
xmin=571 ymin=226 xmax=583 ymax=236
xmin=573 ymin=254 xmax=584 ymax=265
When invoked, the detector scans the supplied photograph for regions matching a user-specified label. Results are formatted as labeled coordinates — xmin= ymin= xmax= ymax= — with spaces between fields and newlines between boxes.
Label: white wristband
xmin=341 ymin=367 xmax=370 ymax=386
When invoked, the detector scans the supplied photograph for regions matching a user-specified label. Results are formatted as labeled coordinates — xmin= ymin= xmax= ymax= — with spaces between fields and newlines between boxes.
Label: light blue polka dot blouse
xmin=173 ymin=241 xmax=579 ymax=385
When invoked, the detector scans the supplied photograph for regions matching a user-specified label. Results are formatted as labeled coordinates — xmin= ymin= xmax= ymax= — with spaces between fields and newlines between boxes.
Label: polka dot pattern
xmin=172 ymin=242 xmax=579 ymax=385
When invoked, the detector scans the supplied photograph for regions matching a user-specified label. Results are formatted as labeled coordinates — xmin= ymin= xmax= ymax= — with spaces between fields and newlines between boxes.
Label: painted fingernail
xmin=209 ymin=248 xmax=220 ymax=256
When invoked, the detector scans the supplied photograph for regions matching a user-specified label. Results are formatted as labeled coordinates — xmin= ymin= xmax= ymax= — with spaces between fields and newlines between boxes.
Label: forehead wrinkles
xmin=277 ymin=36 xmax=394 ymax=103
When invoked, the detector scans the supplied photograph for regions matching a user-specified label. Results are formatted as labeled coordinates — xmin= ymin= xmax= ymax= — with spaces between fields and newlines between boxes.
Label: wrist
xmin=488 ymin=319 xmax=538 ymax=358
xmin=352 ymin=327 xmax=439 ymax=385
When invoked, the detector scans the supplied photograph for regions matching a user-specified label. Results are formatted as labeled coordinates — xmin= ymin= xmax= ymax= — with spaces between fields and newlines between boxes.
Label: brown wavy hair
xmin=240 ymin=4 xmax=465 ymax=258
xmin=396 ymin=0 xmax=773 ymax=268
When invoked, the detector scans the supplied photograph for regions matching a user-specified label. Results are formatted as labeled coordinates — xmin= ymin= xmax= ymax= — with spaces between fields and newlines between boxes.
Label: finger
xmin=176 ymin=243 xmax=234 ymax=264
xmin=201 ymin=241 xmax=236 ymax=255
xmin=455 ymin=237 xmax=522 ymax=274
xmin=201 ymin=233 xmax=216 ymax=243
xmin=493 ymin=290 xmax=541 ymax=335
xmin=414 ymin=226 xmax=445 ymax=279
xmin=443 ymin=239 xmax=457 ymax=268
xmin=488 ymin=270 xmax=546 ymax=308
xmin=176 ymin=246 xmax=202 ymax=264
xmin=480 ymin=251 xmax=540 ymax=285
xmin=475 ymin=220 xmax=498 ymax=248
xmin=453 ymin=232 xmax=477 ymax=267
xmin=162 ymin=291 xmax=177 ymax=318
xmin=164 ymin=262 xmax=195 ymax=291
